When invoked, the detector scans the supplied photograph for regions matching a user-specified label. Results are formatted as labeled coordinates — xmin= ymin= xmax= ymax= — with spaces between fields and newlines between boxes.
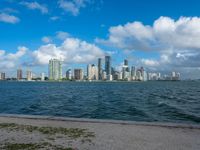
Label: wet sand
xmin=0 ymin=114 xmax=199 ymax=150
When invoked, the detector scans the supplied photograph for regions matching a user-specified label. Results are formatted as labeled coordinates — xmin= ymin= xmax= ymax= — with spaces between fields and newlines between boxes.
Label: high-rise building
xmin=74 ymin=69 xmax=83 ymax=80
xmin=119 ymin=71 xmax=123 ymax=80
xmin=102 ymin=71 xmax=107 ymax=80
xmin=171 ymin=72 xmax=181 ymax=81
xmin=124 ymin=59 xmax=128 ymax=66
xmin=0 ymin=72 xmax=6 ymax=80
xmin=122 ymin=60 xmax=130 ymax=80
xmin=105 ymin=56 xmax=111 ymax=76
xmin=87 ymin=64 xmax=98 ymax=80
xmin=98 ymin=58 xmax=102 ymax=80
xmin=176 ymin=72 xmax=181 ymax=79
xmin=41 ymin=73 xmax=45 ymax=81
xmin=157 ymin=73 xmax=161 ymax=80
xmin=17 ymin=69 xmax=23 ymax=80
xmin=123 ymin=59 xmax=129 ymax=73
xmin=172 ymin=72 xmax=176 ymax=78
xmin=136 ymin=70 xmax=142 ymax=81
xmin=143 ymin=70 xmax=148 ymax=81
xmin=131 ymin=66 xmax=136 ymax=80
xmin=107 ymin=74 xmax=113 ymax=81
xmin=48 ymin=59 xmax=62 ymax=80
xmin=111 ymin=67 xmax=115 ymax=76
xmin=66 ymin=69 xmax=72 ymax=80
xmin=140 ymin=67 xmax=144 ymax=80
xmin=26 ymin=70 xmax=32 ymax=81
xmin=122 ymin=66 xmax=126 ymax=80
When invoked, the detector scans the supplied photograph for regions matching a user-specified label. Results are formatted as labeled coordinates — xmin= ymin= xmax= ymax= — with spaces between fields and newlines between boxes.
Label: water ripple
xmin=0 ymin=81 xmax=200 ymax=124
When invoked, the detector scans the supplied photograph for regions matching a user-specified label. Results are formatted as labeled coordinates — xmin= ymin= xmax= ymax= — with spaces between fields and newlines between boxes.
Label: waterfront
xmin=0 ymin=81 xmax=199 ymax=124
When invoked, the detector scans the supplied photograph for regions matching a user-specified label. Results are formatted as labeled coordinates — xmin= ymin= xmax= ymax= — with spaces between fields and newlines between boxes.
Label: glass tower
xmin=105 ymin=56 xmax=111 ymax=75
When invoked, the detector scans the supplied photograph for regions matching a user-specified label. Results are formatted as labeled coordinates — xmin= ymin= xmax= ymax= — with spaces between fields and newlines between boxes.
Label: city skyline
xmin=0 ymin=56 xmax=181 ymax=82
xmin=0 ymin=0 xmax=200 ymax=79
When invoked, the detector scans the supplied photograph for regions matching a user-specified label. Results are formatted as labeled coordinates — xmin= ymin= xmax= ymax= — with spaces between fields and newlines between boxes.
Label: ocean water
xmin=0 ymin=81 xmax=199 ymax=124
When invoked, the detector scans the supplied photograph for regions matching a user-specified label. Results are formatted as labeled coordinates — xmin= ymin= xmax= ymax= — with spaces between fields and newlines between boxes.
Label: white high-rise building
xmin=48 ymin=59 xmax=62 ymax=80
xmin=41 ymin=73 xmax=45 ymax=81
xmin=131 ymin=66 xmax=136 ymax=80
xmin=119 ymin=71 xmax=123 ymax=80
xmin=107 ymin=74 xmax=113 ymax=81
xmin=87 ymin=64 xmax=98 ymax=80
xmin=136 ymin=70 xmax=142 ymax=81
xmin=143 ymin=70 xmax=148 ymax=81
xmin=172 ymin=72 xmax=176 ymax=78
xmin=102 ymin=71 xmax=107 ymax=80
xmin=26 ymin=70 xmax=32 ymax=81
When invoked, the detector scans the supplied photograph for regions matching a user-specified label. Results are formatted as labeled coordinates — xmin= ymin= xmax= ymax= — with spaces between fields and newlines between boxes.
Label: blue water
xmin=0 ymin=81 xmax=200 ymax=124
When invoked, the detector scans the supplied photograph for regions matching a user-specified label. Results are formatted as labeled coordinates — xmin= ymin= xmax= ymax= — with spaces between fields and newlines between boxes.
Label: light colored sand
xmin=0 ymin=115 xmax=199 ymax=150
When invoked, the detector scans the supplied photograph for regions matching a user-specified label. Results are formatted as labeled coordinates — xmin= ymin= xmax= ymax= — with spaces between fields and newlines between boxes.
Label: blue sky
xmin=0 ymin=0 xmax=200 ymax=79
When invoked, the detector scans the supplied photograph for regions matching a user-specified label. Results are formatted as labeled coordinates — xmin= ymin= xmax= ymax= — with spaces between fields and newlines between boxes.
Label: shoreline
xmin=0 ymin=114 xmax=200 ymax=149
xmin=1 ymin=80 xmax=182 ymax=82
xmin=0 ymin=114 xmax=200 ymax=129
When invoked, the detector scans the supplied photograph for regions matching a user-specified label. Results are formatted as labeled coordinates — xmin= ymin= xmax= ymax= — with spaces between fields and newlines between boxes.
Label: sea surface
xmin=0 ymin=81 xmax=200 ymax=124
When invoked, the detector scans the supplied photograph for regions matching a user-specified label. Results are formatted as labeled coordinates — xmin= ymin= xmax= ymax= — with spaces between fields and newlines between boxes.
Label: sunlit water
xmin=0 ymin=81 xmax=199 ymax=124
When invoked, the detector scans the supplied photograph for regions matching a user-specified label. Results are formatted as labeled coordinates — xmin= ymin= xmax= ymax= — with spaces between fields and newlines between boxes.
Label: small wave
xmin=157 ymin=102 xmax=200 ymax=123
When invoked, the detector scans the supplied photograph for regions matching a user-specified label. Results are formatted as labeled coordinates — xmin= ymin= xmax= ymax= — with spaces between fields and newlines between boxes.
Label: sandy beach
xmin=0 ymin=115 xmax=199 ymax=150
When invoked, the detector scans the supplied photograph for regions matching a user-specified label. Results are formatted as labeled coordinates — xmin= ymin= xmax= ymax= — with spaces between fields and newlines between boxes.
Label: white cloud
xmin=141 ymin=59 xmax=160 ymax=67
xmin=32 ymin=37 xmax=104 ymax=65
xmin=58 ymin=0 xmax=89 ymax=16
xmin=97 ymin=16 xmax=200 ymax=72
xmin=56 ymin=31 xmax=70 ymax=40
xmin=97 ymin=16 xmax=200 ymax=51
xmin=96 ymin=21 xmax=154 ymax=51
xmin=20 ymin=1 xmax=48 ymax=14
xmin=0 ymin=8 xmax=19 ymax=14
xmin=0 ymin=13 xmax=20 ymax=24
xmin=50 ymin=16 xmax=60 ymax=21
xmin=42 ymin=36 xmax=52 ymax=43
xmin=0 ymin=46 xmax=27 ymax=70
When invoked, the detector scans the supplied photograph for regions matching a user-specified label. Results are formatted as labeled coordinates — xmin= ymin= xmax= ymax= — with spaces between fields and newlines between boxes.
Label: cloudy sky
xmin=0 ymin=0 xmax=200 ymax=79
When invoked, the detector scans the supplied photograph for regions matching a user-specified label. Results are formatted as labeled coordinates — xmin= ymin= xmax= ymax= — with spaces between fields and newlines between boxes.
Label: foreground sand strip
xmin=0 ymin=114 xmax=199 ymax=150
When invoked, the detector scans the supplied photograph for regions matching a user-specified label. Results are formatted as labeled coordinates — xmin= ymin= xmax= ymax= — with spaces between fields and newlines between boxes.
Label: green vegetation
xmin=0 ymin=123 xmax=95 ymax=139
xmin=2 ymin=142 xmax=75 ymax=150
xmin=0 ymin=123 xmax=95 ymax=149
xmin=3 ymin=143 xmax=41 ymax=150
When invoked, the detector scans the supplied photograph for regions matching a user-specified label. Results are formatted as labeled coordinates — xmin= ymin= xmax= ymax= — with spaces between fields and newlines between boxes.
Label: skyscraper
xmin=26 ymin=70 xmax=32 ymax=81
xmin=124 ymin=59 xmax=129 ymax=72
xmin=105 ymin=56 xmax=111 ymax=75
xmin=124 ymin=59 xmax=128 ymax=66
xmin=66 ymin=69 xmax=72 ymax=80
xmin=41 ymin=73 xmax=45 ymax=81
xmin=122 ymin=59 xmax=130 ymax=80
xmin=17 ymin=69 xmax=23 ymax=80
xmin=131 ymin=66 xmax=136 ymax=80
xmin=136 ymin=69 xmax=142 ymax=81
xmin=48 ymin=59 xmax=62 ymax=80
xmin=0 ymin=72 xmax=6 ymax=80
xmin=87 ymin=64 xmax=98 ymax=80
xmin=98 ymin=58 xmax=102 ymax=80
xmin=74 ymin=69 xmax=83 ymax=80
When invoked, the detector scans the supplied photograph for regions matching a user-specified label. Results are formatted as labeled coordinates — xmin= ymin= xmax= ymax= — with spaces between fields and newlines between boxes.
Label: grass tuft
xmin=0 ymin=123 xmax=95 ymax=139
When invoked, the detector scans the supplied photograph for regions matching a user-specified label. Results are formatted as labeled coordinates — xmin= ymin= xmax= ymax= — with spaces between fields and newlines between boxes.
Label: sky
xmin=0 ymin=0 xmax=200 ymax=79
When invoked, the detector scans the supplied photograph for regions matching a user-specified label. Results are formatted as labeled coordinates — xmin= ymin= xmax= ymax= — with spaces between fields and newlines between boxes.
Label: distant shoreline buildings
xmin=0 ymin=55 xmax=181 ymax=82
